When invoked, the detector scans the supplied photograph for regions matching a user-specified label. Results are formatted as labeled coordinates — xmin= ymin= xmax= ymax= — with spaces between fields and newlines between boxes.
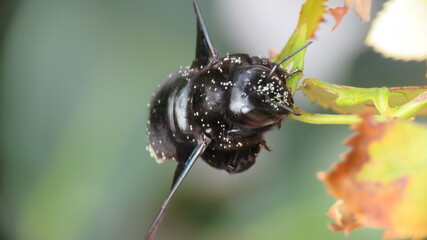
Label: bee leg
xmin=261 ymin=140 xmax=271 ymax=151
xmin=284 ymin=67 xmax=302 ymax=79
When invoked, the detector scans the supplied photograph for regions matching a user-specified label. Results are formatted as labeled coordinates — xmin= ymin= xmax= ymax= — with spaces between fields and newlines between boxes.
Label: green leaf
xmin=274 ymin=0 xmax=327 ymax=95
xmin=298 ymin=0 xmax=327 ymax=39
xmin=274 ymin=24 xmax=308 ymax=95
xmin=301 ymin=78 xmax=427 ymax=117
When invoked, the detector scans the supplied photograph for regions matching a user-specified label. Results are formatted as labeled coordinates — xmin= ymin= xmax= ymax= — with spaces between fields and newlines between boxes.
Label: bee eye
xmin=242 ymin=109 xmax=280 ymax=129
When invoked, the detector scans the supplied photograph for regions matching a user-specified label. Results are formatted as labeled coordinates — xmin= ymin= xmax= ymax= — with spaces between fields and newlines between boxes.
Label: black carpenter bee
xmin=145 ymin=1 xmax=311 ymax=239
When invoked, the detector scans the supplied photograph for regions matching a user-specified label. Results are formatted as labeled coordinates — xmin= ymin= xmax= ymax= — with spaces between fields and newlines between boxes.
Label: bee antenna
xmin=276 ymin=103 xmax=301 ymax=116
xmin=267 ymin=41 xmax=313 ymax=79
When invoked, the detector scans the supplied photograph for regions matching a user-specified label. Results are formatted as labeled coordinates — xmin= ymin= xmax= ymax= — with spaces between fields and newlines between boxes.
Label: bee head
xmin=229 ymin=65 xmax=298 ymax=129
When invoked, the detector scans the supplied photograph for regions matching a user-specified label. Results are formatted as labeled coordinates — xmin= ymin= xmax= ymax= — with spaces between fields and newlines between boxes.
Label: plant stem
xmin=392 ymin=91 xmax=427 ymax=118
xmin=289 ymin=109 xmax=385 ymax=125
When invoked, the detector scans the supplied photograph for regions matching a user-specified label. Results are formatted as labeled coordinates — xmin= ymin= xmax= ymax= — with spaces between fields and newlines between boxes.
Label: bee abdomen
xmin=147 ymin=69 xmax=196 ymax=163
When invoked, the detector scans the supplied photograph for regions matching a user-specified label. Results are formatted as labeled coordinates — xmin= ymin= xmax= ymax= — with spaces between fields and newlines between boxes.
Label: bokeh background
xmin=0 ymin=0 xmax=425 ymax=240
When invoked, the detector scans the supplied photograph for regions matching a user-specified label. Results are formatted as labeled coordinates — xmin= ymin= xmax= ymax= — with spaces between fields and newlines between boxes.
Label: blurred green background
xmin=0 ymin=1 xmax=425 ymax=240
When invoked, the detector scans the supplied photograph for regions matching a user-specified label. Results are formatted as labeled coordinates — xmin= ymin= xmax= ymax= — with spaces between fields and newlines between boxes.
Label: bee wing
xmin=191 ymin=0 xmax=218 ymax=69
xmin=144 ymin=136 xmax=211 ymax=240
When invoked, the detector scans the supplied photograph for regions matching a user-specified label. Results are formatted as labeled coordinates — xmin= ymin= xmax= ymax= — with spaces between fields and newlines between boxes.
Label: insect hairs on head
xmin=144 ymin=1 xmax=312 ymax=239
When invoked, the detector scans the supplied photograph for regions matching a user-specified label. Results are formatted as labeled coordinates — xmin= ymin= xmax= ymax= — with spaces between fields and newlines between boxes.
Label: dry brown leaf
xmin=320 ymin=112 xmax=427 ymax=239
